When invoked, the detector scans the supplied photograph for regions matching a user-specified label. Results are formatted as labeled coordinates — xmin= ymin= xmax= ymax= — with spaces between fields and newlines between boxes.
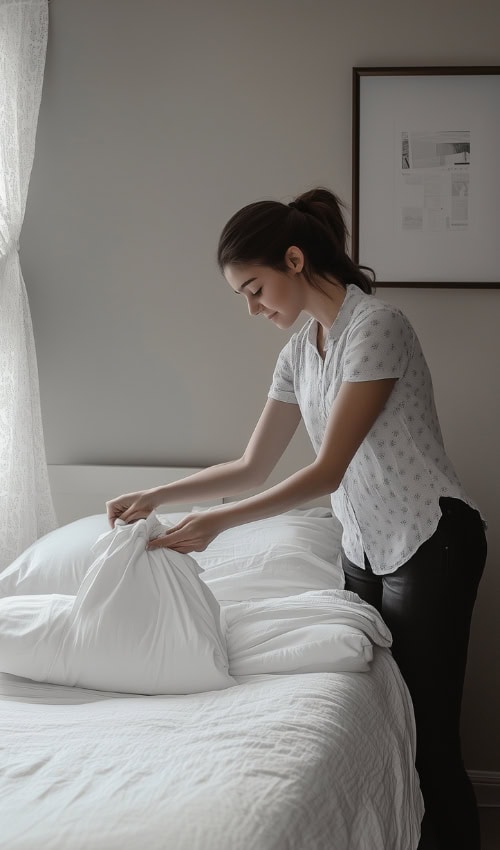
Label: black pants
xmin=341 ymin=498 xmax=487 ymax=850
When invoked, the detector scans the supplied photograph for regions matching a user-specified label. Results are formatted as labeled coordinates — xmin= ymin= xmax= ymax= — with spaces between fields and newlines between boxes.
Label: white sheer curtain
xmin=0 ymin=0 xmax=56 ymax=570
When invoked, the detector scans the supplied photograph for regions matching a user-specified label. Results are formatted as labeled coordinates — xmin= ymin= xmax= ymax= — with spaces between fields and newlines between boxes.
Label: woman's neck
xmin=303 ymin=276 xmax=347 ymax=333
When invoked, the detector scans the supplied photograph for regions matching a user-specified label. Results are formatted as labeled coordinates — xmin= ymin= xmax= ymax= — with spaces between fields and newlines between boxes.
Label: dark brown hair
xmin=217 ymin=187 xmax=374 ymax=294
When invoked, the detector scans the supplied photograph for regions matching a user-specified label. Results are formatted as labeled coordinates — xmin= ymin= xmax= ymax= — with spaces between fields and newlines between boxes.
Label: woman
xmin=107 ymin=188 xmax=486 ymax=850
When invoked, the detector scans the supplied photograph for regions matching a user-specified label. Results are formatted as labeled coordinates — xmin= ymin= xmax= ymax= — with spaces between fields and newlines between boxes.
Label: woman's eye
xmin=252 ymin=288 xmax=262 ymax=297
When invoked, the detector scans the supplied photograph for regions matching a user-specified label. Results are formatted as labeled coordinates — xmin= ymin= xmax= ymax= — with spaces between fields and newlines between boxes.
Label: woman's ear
xmin=285 ymin=246 xmax=304 ymax=273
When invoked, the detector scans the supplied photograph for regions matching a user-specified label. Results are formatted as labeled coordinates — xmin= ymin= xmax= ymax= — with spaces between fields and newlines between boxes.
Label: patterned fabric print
xmin=269 ymin=285 xmax=479 ymax=574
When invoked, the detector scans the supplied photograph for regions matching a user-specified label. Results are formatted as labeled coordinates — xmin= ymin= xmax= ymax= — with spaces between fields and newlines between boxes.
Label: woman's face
xmin=224 ymin=252 xmax=305 ymax=330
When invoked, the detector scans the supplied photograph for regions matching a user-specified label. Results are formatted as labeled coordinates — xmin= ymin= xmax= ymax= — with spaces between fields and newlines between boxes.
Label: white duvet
xmin=0 ymin=649 xmax=423 ymax=850
xmin=223 ymin=589 xmax=391 ymax=675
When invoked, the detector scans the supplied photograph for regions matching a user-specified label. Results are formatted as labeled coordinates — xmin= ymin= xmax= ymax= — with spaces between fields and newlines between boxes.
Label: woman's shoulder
xmin=349 ymin=290 xmax=414 ymax=334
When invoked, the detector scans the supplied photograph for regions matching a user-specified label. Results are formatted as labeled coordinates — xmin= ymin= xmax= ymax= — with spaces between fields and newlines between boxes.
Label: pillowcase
xmin=0 ymin=513 xmax=111 ymax=597
xmin=0 ymin=509 xmax=344 ymax=603
xmin=222 ymin=589 xmax=392 ymax=676
xmin=0 ymin=514 xmax=234 ymax=695
xmin=193 ymin=511 xmax=344 ymax=601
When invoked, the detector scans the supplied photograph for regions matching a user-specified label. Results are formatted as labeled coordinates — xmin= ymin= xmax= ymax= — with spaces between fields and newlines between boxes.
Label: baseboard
xmin=468 ymin=770 xmax=500 ymax=807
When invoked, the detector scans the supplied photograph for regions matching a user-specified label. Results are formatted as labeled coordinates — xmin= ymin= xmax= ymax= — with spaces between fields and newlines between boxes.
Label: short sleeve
xmin=268 ymin=336 xmax=298 ymax=404
xmin=342 ymin=308 xmax=413 ymax=382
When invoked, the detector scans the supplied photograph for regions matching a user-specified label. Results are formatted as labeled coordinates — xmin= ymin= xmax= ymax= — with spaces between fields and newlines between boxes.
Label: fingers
xmin=119 ymin=507 xmax=137 ymax=524
xmin=106 ymin=493 xmax=136 ymax=527
xmin=106 ymin=492 xmax=154 ymax=527
xmin=106 ymin=502 xmax=126 ymax=528
xmin=147 ymin=530 xmax=183 ymax=551
xmin=106 ymin=503 xmax=134 ymax=527
xmin=147 ymin=536 xmax=175 ymax=552
xmin=146 ymin=522 xmax=200 ymax=553
xmin=147 ymin=516 xmax=190 ymax=543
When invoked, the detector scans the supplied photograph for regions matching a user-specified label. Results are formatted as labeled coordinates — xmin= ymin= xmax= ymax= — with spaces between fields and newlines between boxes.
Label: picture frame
xmin=352 ymin=66 xmax=500 ymax=288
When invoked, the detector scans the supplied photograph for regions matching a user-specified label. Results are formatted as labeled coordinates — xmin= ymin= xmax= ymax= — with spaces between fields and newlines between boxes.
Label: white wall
xmin=22 ymin=0 xmax=500 ymax=769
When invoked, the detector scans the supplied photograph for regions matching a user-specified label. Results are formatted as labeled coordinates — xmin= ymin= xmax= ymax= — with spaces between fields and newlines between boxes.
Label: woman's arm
xmin=108 ymin=399 xmax=301 ymax=524
xmin=225 ymin=377 xmax=397 ymax=520
xmin=149 ymin=378 xmax=396 ymax=552
xmin=156 ymin=398 xmax=301 ymax=501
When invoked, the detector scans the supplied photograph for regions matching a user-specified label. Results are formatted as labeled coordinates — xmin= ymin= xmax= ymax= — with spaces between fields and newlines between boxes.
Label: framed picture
xmin=352 ymin=66 xmax=500 ymax=288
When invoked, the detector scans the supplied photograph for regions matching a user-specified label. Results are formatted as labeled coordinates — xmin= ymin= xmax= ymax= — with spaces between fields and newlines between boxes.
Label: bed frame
xmin=47 ymin=464 xmax=222 ymax=526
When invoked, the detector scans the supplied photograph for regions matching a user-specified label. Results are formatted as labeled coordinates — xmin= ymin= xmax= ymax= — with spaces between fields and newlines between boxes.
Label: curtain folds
xmin=0 ymin=0 xmax=57 ymax=570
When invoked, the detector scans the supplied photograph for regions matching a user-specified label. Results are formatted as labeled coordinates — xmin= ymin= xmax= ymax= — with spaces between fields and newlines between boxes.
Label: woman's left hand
xmin=146 ymin=511 xmax=227 ymax=554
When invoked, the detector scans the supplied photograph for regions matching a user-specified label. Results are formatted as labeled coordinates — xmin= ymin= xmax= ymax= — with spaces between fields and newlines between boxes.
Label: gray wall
xmin=22 ymin=0 xmax=500 ymax=769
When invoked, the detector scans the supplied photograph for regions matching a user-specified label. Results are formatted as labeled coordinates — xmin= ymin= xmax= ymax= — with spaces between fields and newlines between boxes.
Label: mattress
xmin=0 ymin=648 xmax=423 ymax=850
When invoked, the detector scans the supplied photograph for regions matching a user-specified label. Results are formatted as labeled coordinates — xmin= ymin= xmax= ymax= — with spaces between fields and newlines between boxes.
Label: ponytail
xmin=217 ymin=187 xmax=375 ymax=294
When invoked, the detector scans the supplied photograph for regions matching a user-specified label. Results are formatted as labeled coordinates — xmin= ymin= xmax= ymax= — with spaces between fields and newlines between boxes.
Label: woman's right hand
xmin=106 ymin=489 xmax=159 ymax=528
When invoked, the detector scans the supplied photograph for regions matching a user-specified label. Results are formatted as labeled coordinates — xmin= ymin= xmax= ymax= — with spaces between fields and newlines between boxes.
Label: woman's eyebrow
xmin=237 ymin=277 xmax=257 ymax=293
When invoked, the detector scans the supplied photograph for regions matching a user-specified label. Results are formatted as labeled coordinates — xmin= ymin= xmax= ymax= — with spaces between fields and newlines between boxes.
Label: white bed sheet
xmin=0 ymin=648 xmax=423 ymax=850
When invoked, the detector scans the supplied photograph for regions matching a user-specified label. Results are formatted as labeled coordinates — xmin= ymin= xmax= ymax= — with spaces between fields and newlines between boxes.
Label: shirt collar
xmin=307 ymin=284 xmax=367 ymax=351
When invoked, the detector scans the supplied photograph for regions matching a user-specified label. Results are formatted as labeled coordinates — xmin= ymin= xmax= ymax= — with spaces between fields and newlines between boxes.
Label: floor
xmin=479 ymin=807 xmax=500 ymax=850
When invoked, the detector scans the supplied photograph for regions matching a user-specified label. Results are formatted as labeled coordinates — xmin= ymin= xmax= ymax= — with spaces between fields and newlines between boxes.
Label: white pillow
xmin=193 ymin=512 xmax=344 ymax=601
xmin=0 ymin=513 xmax=111 ymax=597
xmin=0 ymin=514 xmax=234 ymax=695
xmin=0 ymin=510 xmax=344 ymax=603
xmin=222 ymin=589 xmax=392 ymax=676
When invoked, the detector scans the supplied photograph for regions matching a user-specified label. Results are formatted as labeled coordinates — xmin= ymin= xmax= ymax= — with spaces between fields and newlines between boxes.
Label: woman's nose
xmin=247 ymin=296 xmax=260 ymax=316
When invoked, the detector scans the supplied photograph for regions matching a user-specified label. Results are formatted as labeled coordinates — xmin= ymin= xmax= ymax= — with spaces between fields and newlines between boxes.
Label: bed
xmin=0 ymin=465 xmax=424 ymax=849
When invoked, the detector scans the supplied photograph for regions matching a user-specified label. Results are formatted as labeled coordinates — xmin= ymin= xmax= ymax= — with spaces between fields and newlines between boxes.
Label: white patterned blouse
xmin=268 ymin=283 xmax=480 ymax=574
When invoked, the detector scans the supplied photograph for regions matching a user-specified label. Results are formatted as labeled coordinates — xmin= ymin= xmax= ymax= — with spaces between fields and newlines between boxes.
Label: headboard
xmin=47 ymin=465 xmax=222 ymax=527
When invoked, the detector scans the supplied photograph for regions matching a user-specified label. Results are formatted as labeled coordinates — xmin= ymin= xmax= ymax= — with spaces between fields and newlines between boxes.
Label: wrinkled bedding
xmin=0 ymin=515 xmax=391 ymax=690
xmin=0 ymin=508 xmax=424 ymax=848
xmin=0 ymin=649 xmax=423 ymax=850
